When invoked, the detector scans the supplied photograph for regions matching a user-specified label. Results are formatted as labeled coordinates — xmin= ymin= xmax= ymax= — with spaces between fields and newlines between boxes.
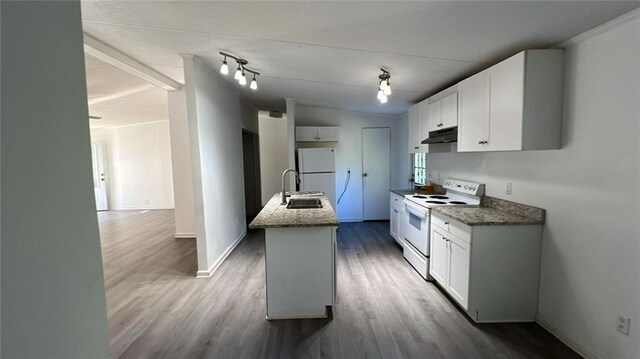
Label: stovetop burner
xmin=449 ymin=201 xmax=467 ymax=204
xmin=426 ymin=200 xmax=447 ymax=204
xmin=412 ymin=195 xmax=428 ymax=199
xmin=429 ymin=195 xmax=449 ymax=199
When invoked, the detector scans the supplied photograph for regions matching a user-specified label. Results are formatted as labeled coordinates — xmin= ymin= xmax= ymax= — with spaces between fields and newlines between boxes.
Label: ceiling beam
xmin=83 ymin=33 xmax=181 ymax=91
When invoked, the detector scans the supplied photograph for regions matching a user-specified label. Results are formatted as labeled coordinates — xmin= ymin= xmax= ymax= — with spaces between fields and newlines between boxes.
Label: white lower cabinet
xmin=389 ymin=192 xmax=405 ymax=246
xmin=429 ymin=211 xmax=542 ymax=322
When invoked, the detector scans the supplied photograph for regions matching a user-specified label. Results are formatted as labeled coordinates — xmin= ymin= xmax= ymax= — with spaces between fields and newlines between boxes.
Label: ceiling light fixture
xmin=377 ymin=68 xmax=391 ymax=104
xmin=219 ymin=51 xmax=261 ymax=91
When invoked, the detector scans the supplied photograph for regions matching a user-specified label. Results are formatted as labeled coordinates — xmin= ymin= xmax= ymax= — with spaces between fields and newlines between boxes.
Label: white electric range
xmin=402 ymin=179 xmax=484 ymax=280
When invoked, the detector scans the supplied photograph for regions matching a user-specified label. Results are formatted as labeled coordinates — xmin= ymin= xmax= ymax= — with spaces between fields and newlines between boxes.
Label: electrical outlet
xmin=617 ymin=315 xmax=631 ymax=336
xmin=506 ymin=183 xmax=512 ymax=196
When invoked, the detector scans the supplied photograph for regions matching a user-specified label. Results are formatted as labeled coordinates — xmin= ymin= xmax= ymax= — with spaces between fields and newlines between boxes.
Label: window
xmin=413 ymin=153 xmax=427 ymax=185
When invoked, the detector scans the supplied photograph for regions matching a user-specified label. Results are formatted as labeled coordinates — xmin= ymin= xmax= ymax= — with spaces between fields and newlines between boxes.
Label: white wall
xmin=168 ymin=89 xmax=196 ymax=237
xmin=90 ymin=120 xmax=175 ymax=210
xmin=258 ymin=113 xmax=289 ymax=205
xmin=1 ymin=1 xmax=110 ymax=357
xmin=182 ymin=55 xmax=258 ymax=276
xmin=295 ymin=105 xmax=410 ymax=222
xmin=425 ymin=17 xmax=640 ymax=359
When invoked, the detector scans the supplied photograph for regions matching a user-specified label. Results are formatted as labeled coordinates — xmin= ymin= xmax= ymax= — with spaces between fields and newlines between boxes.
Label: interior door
xmin=362 ymin=128 xmax=390 ymax=220
xmin=91 ymin=143 xmax=108 ymax=211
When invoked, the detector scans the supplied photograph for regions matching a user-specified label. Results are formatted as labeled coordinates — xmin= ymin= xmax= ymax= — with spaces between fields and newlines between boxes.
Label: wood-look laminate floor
xmin=98 ymin=210 xmax=580 ymax=359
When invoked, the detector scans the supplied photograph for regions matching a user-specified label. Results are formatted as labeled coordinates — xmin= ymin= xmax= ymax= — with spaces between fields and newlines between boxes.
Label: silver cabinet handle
xmin=478 ymin=140 xmax=488 ymax=144
xmin=444 ymin=222 xmax=449 ymax=225
xmin=414 ymin=146 xmax=419 ymax=149
xmin=437 ymin=123 xmax=443 ymax=127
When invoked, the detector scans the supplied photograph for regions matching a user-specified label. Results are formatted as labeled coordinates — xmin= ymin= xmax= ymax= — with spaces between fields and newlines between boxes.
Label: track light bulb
xmin=220 ymin=59 xmax=229 ymax=75
xmin=380 ymin=94 xmax=388 ymax=104
xmin=383 ymin=82 xmax=391 ymax=96
xmin=234 ymin=65 xmax=242 ymax=80
xmin=250 ymin=76 xmax=258 ymax=90
xmin=377 ymin=89 xmax=384 ymax=100
xmin=239 ymin=72 xmax=247 ymax=86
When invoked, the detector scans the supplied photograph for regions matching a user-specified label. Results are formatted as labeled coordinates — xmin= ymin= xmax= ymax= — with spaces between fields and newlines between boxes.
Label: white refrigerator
xmin=297 ymin=148 xmax=337 ymax=210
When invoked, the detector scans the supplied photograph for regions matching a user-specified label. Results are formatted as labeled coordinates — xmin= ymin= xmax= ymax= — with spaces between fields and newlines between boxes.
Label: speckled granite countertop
xmin=249 ymin=193 xmax=339 ymax=229
xmin=432 ymin=205 xmax=544 ymax=226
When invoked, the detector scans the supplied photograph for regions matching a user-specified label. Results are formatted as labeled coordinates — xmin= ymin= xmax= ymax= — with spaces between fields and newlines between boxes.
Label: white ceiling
xmin=81 ymin=1 xmax=640 ymax=115
xmin=85 ymin=54 xmax=168 ymax=128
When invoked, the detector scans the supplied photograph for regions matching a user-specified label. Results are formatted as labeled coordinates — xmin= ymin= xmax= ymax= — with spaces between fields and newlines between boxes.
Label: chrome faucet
xmin=281 ymin=168 xmax=299 ymax=205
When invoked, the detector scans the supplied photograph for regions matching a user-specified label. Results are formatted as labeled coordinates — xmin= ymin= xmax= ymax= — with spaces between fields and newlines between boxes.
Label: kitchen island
xmin=249 ymin=193 xmax=339 ymax=320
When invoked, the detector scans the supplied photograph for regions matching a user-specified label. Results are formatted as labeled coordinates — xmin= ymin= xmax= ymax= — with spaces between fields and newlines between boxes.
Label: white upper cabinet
xmin=316 ymin=127 xmax=338 ymax=141
xmin=408 ymin=104 xmax=421 ymax=153
xmin=417 ymin=101 xmax=430 ymax=152
xmin=458 ymin=50 xmax=564 ymax=152
xmin=408 ymin=102 xmax=431 ymax=153
xmin=295 ymin=126 xmax=339 ymax=142
xmin=428 ymin=93 xmax=457 ymax=132
xmin=458 ymin=71 xmax=490 ymax=152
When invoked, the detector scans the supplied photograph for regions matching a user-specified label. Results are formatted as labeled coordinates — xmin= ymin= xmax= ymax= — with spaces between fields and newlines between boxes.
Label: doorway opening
xmin=242 ymin=129 xmax=262 ymax=223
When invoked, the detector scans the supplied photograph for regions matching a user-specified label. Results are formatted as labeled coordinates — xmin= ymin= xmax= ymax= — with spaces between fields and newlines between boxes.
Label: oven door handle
xmin=404 ymin=200 xmax=428 ymax=219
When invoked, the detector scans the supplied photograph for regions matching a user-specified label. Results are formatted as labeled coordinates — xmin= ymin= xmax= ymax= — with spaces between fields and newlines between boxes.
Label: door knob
xmin=363 ymin=173 xmax=368 ymax=177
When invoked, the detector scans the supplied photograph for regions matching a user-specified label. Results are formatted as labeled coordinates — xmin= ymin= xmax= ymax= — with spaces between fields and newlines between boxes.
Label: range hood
xmin=421 ymin=127 xmax=458 ymax=144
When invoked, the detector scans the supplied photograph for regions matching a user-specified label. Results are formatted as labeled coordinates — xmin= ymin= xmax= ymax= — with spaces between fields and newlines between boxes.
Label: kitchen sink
xmin=286 ymin=198 xmax=323 ymax=209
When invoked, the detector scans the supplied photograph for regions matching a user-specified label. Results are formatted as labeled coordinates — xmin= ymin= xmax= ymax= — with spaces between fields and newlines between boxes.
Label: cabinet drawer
xmin=390 ymin=192 xmax=404 ymax=207
xmin=431 ymin=212 xmax=471 ymax=244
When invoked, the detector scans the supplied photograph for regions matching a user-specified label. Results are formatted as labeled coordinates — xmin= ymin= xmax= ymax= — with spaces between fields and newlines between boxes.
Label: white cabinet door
xmin=429 ymin=226 xmax=448 ymax=286
xmin=295 ymin=127 xmax=318 ymax=142
xmin=390 ymin=199 xmax=398 ymax=240
xmin=408 ymin=104 xmax=421 ymax=153
xmin=487 ymin=53 xmax=524 ymax=151
xmin=428 ymin=100 xmax=442 ymax=132
xmin=447 ymin=236 xmax=470 ymax=310
xmin=458 ymin=71 xmax=490 ymax=152
xmin=317 ymin=127 xmax=338 ymax=142
xmin=417 ymin=101 xmax=430 ymax=152
xmin=440 ymin=93 xmax=458 ymax=129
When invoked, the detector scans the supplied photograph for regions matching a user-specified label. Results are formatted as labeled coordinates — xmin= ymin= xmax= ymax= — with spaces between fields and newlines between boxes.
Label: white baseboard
xmin=339 ymin=217 xmax=363 ymax=223
xmin=113 ymin=206 xmax=175 ymax=211
xmin=195 ymin=229 xmax=246 ymax=278
xmin=536 ymin=312 xmax=599 ymax=359
xmin=174 ymin=232 xmax=196 ymax=239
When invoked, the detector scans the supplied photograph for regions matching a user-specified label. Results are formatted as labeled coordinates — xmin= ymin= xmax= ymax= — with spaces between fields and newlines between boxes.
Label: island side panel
xmin=265 ymin=226 xmax=334 ymax=319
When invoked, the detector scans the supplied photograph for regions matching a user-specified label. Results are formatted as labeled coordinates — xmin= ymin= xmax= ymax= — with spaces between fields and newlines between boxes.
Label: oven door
xmin=403 ymin=200 xmax=430 ymax=256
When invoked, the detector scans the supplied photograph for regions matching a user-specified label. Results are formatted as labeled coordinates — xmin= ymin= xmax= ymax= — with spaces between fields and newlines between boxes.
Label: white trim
xmin=84 ymin=33 xmax=181 ymax=91
xmin=174 ymin=232 xmax=196 ymax=239
xmin=553 ymin=7 xmax=640 ymax=49
xmin=112 ymin=206 xmax=175 ymax=211
xmin=92 ymin=119 xmax=169 ymax=130
xmin=339 ymin=217 xmax=363 ymax=223
xmin=195 ymin=229 xmax=246 ymax=278
xmin=536 ymin=312 xmax=601 ymax=359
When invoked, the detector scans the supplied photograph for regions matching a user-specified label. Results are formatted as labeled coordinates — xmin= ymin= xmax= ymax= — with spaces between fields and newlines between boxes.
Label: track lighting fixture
xmin=377 ymin=68 xmax=391 ymax=103
xmin=219 ymin=51 xmax=261 ymax=91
